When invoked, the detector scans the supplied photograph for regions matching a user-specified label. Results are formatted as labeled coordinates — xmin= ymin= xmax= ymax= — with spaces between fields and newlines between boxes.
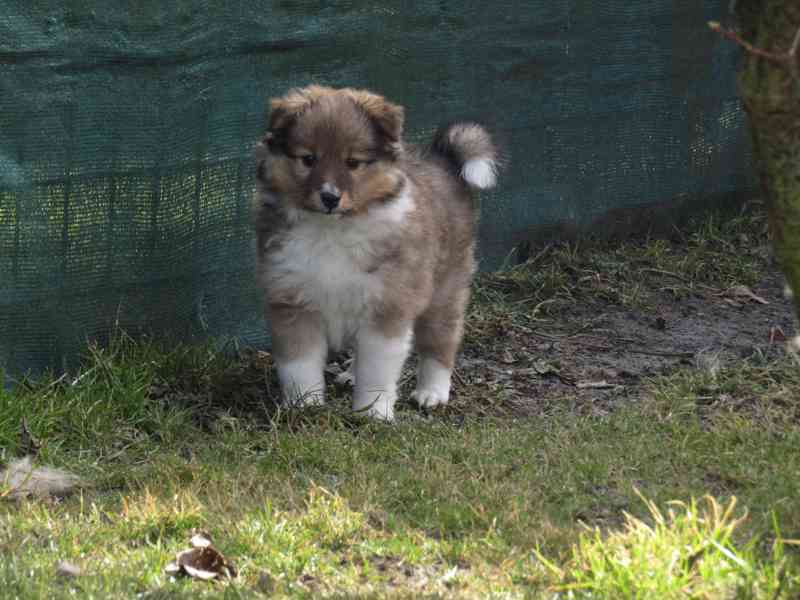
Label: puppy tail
xmin=431 ymin=122 xmax=500 ymax=190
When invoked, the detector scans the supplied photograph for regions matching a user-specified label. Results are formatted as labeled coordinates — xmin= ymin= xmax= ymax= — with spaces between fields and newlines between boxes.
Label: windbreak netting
xmin=0 ymin=2 xmax=754 ymax=377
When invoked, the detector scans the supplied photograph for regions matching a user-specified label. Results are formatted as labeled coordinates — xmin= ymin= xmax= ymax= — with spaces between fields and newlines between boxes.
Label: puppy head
xmin=257 ymin=86 xmax=406 ymax=217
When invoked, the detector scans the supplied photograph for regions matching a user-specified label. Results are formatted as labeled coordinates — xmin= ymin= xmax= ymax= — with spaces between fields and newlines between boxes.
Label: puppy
xmin=254 ymin=85 xmax=499 ymax=420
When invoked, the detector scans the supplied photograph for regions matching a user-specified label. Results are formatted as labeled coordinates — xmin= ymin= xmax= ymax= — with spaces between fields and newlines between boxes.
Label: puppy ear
xmin=268 ymin=85 xmax=333 ymax=132
xmin=344 ymin=89 xmax=405 ymax=143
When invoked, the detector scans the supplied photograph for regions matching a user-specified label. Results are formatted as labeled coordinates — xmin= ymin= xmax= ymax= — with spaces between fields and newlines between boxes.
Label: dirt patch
xmin=450 ymin=267 xmax=795 ymax=417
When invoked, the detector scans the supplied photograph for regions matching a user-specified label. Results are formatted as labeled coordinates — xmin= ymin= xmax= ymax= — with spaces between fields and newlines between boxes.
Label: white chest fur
xmin=264 ymin=186 xmax=413 ymax=350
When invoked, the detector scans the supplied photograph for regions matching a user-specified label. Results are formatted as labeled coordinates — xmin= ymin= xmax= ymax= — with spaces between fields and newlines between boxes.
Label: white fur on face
xmin=352 ymin=326 xmax=412 ymax=421
xmin=277 ymin=347 xmax=327 ymax=407
xmin=412 ymin=357 xmax=452 ymax=409
xmin=461 ymin=158 xmax=497 ymax=190
xmin=264 ymin=183 xmax=413 ymax=352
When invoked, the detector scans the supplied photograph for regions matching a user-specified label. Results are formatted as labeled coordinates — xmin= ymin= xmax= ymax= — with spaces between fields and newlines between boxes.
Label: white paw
xmin=353 ymin=393 xmax=396 ymax=422
xmin=413 ymin=358 xmax=452 ymax=410
xmin=411 ymin=387 xmax=450 ymax=409
xmin=277 ymin=352 xmax=327 ymax=409
xmin=351 ymin=327 xmax=411 ymax=423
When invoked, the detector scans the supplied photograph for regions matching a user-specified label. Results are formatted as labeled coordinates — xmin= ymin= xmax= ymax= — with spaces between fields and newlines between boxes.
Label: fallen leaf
xmin=165 ymin=533 xmax=237 ymax=581
xmin=1 ymin=456 xmax=84 ymax=499
xmin=726 ymin=285 xmax=769 ymax=305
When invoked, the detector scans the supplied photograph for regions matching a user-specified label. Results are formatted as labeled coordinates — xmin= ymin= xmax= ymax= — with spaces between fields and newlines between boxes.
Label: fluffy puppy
xmin=254 ymin=85 xmax=499 ymax=420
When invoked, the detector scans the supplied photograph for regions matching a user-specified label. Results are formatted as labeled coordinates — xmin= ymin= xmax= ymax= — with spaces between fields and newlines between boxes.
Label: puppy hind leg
xmin=412 ymin=292 xmax=468 ymax=409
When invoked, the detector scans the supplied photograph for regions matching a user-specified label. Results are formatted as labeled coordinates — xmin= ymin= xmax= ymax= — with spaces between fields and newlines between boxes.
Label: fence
xmin=0 ymin=1 xmax=754 ymax=377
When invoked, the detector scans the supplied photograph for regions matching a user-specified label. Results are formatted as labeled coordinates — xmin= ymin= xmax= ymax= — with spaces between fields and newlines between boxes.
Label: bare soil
xmin=450 ymin=267 xmax=795 ymax=418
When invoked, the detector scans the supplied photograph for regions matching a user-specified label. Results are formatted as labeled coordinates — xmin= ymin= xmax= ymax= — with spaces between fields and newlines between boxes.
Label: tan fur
xmin=254 ymin=86 xmax=498 ymax=417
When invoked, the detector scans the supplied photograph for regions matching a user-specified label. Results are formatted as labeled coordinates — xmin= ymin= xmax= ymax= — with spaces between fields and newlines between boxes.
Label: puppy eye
xmin=300 ymin=154 xmax=317 ymax=167
xmin=346 ymin=158 xmax=361 ymax=170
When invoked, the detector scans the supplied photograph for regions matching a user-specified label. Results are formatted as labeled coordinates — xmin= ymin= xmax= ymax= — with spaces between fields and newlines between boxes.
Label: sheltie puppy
xmin=254 ymin=85 xmax=500 ymax=420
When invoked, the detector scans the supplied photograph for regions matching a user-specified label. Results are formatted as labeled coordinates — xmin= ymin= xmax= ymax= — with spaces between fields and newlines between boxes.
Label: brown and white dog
xmin=254 ymin=85 xmax=499 ymax=420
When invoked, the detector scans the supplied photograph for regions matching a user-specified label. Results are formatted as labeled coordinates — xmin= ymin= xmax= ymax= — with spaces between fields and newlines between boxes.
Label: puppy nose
xmin=320 ymin=190 xmax=341 ymax=211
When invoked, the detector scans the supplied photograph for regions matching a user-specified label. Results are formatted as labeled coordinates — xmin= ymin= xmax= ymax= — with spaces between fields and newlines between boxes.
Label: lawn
xmin=1 ymin=204 xmax=799 ymax=598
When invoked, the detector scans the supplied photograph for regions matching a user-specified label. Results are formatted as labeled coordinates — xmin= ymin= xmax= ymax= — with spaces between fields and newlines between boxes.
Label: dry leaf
xmin=165 ymin=533 xmax=237 ymax=581
xmin=1 ymin=456 xmax=84 ymax=499
xmin=726 ymin=285 xmax=769 ymax=305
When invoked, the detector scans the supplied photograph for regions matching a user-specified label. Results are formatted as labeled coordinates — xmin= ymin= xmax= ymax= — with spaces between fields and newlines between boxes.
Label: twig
xmin=709 ymin=20 xmax=800 ymax=78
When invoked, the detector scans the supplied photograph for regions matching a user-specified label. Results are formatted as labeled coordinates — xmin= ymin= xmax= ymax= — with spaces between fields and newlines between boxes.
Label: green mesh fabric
xmin=0 ymin=2 xmax=754 ymax=377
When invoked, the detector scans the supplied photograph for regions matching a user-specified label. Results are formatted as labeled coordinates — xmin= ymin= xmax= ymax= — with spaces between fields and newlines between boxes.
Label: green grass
xmin=1 ymin=333 xmax=799 ymax=598
xmin=471 ymin=208 xmax=770 ymax=328
xmin=1 ymin=207 xmax=798 ymax=598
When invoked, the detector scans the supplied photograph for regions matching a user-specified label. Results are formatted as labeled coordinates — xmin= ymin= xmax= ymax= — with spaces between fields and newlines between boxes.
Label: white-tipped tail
xmin=461 ymin=158 xmax=498 ymax=190
xmin=432 ymin=122 xmax=500 ymax=191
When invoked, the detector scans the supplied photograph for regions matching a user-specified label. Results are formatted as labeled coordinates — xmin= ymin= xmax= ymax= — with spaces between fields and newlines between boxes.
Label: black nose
xmin=320 ymin=190 xmax=341 ymax=211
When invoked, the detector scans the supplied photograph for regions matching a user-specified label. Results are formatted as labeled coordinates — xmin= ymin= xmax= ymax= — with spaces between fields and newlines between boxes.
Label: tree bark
xmin=734 ymin=2 xmax=800 ymax=315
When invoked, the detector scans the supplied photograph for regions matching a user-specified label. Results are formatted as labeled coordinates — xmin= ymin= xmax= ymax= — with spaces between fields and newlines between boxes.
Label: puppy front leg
xmin=352 ymin=324 xmax=412 ymax=421
xmin=269 ymin=304 xmax=327 ymax=407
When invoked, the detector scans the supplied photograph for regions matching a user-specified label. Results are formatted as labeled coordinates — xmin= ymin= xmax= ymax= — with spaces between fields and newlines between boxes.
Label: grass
xmin=2 ymin=341 xmax=799 ymax=597
xmin=1 ymin=206 xmax=799 ymax=598
xmin=470 ymin=207 xmax=770 ymax=338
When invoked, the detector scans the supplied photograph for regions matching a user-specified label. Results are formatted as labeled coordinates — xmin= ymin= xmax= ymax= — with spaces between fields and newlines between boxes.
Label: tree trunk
xmin=735 ymin=2 xmax=800 ymax=316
